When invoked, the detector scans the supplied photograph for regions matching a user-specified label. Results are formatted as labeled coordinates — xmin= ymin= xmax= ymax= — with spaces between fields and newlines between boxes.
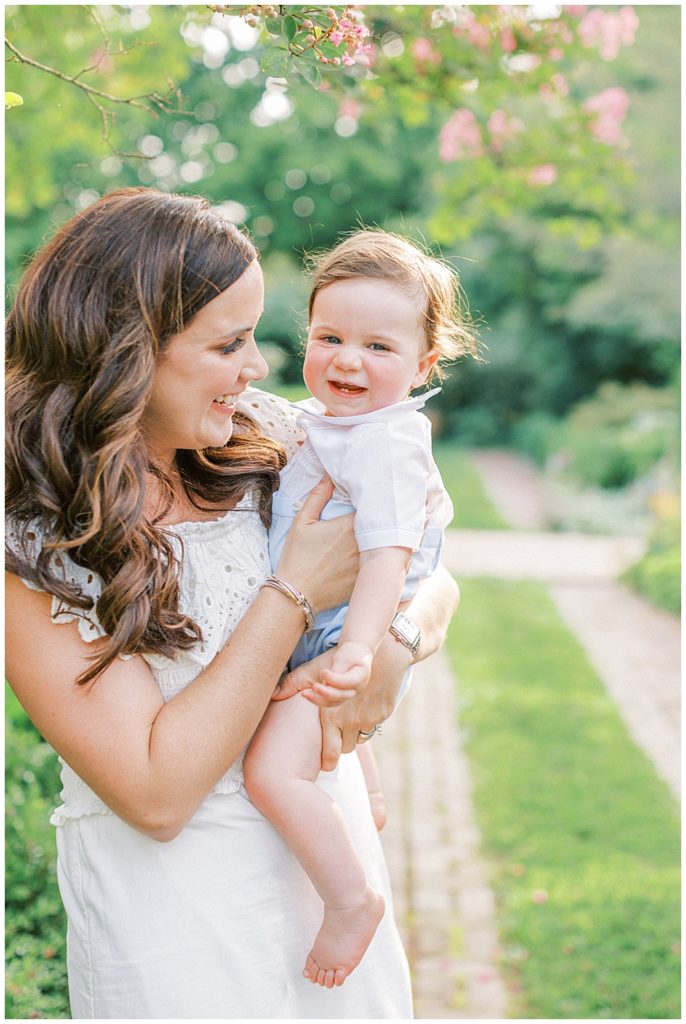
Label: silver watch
xmin=389 ymin=611 xmax=421 ymax=658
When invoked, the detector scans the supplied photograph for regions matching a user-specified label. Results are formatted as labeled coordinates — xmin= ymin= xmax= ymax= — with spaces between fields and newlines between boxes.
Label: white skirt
xmin=55 ymin=752 xmax=413 ymax=1019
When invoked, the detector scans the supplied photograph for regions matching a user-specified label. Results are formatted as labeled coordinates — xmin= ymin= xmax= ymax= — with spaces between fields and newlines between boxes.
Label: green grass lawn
xmin=433 ymin=442 xmax=509 ymax=530
xmin=447 ymin=578 xmax=681 ymax=1019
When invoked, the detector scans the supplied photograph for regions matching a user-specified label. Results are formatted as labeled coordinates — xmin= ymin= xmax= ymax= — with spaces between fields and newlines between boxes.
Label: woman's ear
xmin=412 ymin=349 xmax=440 ymax=388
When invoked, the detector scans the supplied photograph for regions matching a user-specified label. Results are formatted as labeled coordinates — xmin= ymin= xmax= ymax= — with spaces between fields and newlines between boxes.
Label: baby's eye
xmin=369 ymin=342 xmax=390 ymax=352
xmin=322 ymin=335 xmax=342 ymax=345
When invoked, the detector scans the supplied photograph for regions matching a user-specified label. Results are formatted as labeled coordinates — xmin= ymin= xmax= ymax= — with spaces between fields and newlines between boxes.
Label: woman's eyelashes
xmin=219 ymin=338 xmax=245 ymax=355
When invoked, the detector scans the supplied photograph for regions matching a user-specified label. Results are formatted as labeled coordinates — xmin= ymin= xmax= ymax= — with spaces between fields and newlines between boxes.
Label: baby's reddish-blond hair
xmin=307 ymin=229 xmax=478 ymax=382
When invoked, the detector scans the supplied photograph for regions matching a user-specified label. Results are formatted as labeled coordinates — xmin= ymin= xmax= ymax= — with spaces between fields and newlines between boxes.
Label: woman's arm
xmin=5 ymin=481 xmax=358 ymax=843
xmin=274 ymin=563 xmax=459 ymax=769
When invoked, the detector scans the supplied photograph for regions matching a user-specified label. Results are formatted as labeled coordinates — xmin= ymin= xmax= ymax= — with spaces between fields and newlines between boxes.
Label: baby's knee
xmin=243 ymin=749 xmax=280 ymax=812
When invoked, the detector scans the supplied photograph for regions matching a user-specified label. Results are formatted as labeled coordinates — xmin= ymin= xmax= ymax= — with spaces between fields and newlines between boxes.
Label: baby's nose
xmin=334 ymin=346 xmax=361 ymax=368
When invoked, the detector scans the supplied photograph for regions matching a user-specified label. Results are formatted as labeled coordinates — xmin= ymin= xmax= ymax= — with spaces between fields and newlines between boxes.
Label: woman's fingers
xmin=320 ymin=717 xmax=343 ymax=771
xmin=297 ymin=475 xmax=334 ymax=522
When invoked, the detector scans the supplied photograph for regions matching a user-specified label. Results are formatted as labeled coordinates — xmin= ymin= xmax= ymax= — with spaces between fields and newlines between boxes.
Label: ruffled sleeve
xmin=237 ymin=386 xmax=305 ymax=461
xmin=6 ymin=518 xmax=107 ymax=645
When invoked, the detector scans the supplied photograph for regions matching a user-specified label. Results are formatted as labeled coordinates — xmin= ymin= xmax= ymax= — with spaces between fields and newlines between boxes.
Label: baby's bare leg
xmin=357 ymin=742 xmax=387 ymax=832
xmin=244 ymin=696 xmax=384 ymax=987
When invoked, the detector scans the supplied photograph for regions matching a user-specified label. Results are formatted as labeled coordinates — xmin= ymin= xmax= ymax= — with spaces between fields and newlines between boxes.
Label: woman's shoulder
xmin=237 ymin=387 xmax=304 ymax=460
xmin=6 ymin=515 xmax=108 ymax=645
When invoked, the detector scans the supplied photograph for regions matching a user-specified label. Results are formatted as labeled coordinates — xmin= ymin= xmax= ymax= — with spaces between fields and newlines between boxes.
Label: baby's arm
xmin=321 ymin=546 xmax=412 ymax=696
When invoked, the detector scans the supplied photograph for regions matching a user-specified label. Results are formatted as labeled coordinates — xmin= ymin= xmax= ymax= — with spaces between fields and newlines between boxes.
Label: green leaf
xmin=296 ymin=58 xmax=322 ymax=88
xmin=5 ymin=91 xmax=24 ymax=109
xmin=259 ymin=47 xmax=291 ymax=78
xmin=283 ymin=15 xmax=297 ymax=42
xmin=319 ymin=40 xmax=344 ymax=58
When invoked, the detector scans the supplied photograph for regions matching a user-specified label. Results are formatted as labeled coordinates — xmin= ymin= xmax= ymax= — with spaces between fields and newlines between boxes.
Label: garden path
xmin=375 ymin=449 xmax=679 ymax=1018
xmin=455 ymin=449 xmax=680 ymax=799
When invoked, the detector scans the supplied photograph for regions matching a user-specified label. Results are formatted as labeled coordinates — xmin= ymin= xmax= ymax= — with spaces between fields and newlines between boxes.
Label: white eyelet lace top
xmin=8 ymin=387 xmax=304 ymax=825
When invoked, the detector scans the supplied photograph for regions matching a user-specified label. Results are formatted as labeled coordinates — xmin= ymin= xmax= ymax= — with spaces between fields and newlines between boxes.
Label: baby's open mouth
xmin=329 ymin=380 xmax=367 ymax=395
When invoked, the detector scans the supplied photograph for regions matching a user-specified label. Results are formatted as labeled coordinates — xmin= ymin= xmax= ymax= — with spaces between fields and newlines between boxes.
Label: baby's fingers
xmin=321 ymin=664 xmax=368 ymax=693
xmin=302 ymin=684 xmax=354 ymax=707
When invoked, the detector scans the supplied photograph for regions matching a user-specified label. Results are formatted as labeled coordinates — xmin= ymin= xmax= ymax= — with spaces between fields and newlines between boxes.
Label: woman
xmin=6 ymin=188 xmax=458 ymax=1019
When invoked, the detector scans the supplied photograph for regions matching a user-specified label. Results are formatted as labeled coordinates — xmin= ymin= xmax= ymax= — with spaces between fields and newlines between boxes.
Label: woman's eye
xmin=220 ymin=338 xmax=244 ymax=355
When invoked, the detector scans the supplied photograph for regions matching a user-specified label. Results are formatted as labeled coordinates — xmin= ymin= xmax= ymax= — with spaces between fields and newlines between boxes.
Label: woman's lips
xmin=212 ymin=393 xmax=241 ymax=413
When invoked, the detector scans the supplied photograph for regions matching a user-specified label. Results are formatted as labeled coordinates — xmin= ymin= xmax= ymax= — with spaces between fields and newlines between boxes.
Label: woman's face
xmin=143 ymin=259 xmax=268 ymax=465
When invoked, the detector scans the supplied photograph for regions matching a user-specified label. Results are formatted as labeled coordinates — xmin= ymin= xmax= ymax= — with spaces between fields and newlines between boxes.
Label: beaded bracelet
xmin=260 ymin=574 xmax=315 ymax=632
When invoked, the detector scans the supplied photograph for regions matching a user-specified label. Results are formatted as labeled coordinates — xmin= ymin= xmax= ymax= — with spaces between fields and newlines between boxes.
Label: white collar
xmin=293 ymin=387 xmax=442 ymax=426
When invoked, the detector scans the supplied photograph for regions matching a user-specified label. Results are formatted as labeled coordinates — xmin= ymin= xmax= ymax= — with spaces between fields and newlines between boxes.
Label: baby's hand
xmin=317 ymin=641 xmax=373 ymax=704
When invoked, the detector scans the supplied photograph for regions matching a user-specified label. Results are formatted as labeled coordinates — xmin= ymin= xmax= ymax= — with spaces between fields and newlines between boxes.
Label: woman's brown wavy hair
xmin=6 ymin=187 xmax=285 ymax=684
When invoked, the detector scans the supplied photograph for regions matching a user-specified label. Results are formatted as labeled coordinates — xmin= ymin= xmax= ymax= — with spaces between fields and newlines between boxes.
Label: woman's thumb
xmin=298 ymin=475 xmax=333 ymax=522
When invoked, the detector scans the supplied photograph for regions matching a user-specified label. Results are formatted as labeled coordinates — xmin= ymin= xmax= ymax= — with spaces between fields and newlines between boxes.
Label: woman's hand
xmin=273 ymin=637 xmax=412 ymax=771
xmin=274 ymin=477 xmax=359 ymax=614
xmin=273 ymin=562 xmax=460 ymax=770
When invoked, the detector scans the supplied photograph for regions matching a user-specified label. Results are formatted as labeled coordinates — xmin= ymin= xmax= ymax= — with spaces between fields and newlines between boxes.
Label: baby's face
xmin=304 ymin=277 xmax=438 ymax=416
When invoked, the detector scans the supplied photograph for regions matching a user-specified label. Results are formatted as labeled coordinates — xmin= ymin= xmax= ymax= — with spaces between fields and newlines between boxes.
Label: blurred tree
xmin=5 ymin=5 xmax=679 ymax=436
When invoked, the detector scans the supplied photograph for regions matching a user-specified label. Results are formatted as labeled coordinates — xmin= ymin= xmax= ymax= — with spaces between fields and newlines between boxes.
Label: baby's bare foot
xmin=302 ymin=887 xmax=385 ymax=987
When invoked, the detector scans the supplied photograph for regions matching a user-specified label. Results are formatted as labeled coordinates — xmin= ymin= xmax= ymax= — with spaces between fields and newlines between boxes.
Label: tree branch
xmin=4 ymin=37 xmax=187 ymax=120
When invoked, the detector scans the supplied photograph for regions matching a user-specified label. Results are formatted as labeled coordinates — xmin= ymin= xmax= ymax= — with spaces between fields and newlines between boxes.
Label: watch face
xmin=392 ymin=613 xmax=421 ymax=649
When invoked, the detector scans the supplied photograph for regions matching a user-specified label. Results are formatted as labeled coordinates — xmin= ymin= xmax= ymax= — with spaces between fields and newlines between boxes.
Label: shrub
xmin=622 ymin=503 xmax=681 ymax=614
xmin=5 ymin=689 xmax=69 ymax=1019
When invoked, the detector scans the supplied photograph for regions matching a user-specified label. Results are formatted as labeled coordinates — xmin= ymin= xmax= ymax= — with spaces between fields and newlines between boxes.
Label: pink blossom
xmin=329 ymin=30 xmax=343 ymax=45
xmin=551 ymin=72 xmax=569 ymax=96
xmin=412 ymin=37 xmax=441 ymax=64
xmin=618 ymin=5 xmax=639 ymax=43
xmin=353 ymin=24 xmax=370 ymax=38
xmin=487 ymin=109 xmax=524 ymax=153
xmin=455 ymin=10 xmax=491 ymax=50
xmin=583 ymin=86 xmax=630 ymax=144
xmin=500 ymin=26 xmax=517 ymax=53
xmin=579 ymin=6 xmax=638 ymax=60
xmin=338 ymin=18 xmax=352 ymax=30
xmin=548 ymin=47 xmax=564 ymax=61
xmin=469 ymin=22 xmax=491 ymax=49
xmin=338 ymin=98 xmax=362 ymax=118
xmin=564 ymin=5 xmax=587 ymax=15
xmin=439 ymin=108 xmax=484 ymax=162
xmin=529 ymin=164 xmax=557 ymax=186
xmin=354 ymin=41 xmax=377 ymax=67
xmin=531 ymin=889 xmax=550 ymax=904
xmin=341 ymin=53 xmax=355 ymax=67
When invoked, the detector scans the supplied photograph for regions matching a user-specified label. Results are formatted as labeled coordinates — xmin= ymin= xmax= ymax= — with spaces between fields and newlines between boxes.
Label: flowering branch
xmin=207 ymin=4 xmax=372 ymax=79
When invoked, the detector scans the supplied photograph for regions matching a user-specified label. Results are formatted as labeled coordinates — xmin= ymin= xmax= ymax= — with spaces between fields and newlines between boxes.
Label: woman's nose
xmin=241 ymin=339 xmax=269 ymax=382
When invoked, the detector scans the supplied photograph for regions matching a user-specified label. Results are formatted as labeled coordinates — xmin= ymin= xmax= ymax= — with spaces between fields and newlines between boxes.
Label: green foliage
xmin=448 ymin=579 xmax=681 ymax=1018
xmin=623 ymin=507 xmax=681 ymax=614
xmin=555 ymin=382 xmax=677 ymax=490
xmin=5 ymin=687 xmax=69 ymax=1019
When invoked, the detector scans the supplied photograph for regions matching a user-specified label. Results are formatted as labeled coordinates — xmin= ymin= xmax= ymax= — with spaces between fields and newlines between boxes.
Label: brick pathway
xmin=376 ymin=652 xmax=508 ymax=1019
xmin=374 ymin=449 xmax=679 ymax=1017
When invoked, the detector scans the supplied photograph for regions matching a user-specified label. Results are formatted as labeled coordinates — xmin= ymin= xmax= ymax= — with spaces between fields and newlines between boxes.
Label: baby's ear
xmin=413 ymin=349 xmax=440 ymax=388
